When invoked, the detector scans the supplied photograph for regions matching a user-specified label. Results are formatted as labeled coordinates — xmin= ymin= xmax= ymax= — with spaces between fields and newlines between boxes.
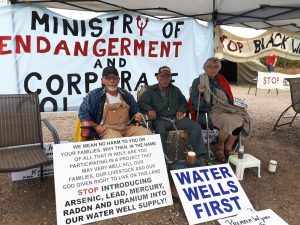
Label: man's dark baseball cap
xmin=102 ymin=66 xmax=119 ymax=77
xmin=157 ymin=66 xmax=171 ymax=76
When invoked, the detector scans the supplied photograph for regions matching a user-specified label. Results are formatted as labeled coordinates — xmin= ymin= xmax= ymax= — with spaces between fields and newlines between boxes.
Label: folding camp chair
xmin=0 ymin=94 xmax=60 ymax=180
xmin=273 ymin=78 xmax=300 ymax=130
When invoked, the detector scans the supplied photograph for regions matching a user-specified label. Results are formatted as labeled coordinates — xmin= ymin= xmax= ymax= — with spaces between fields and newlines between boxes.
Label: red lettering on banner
xmin=161 ymin=42 xmax=170 ymax=57
xmin=0 ymin=35 xmax=183 ymax=58
xmin=134 ymin=39 xmax=145 ymax=56
xmin=37 ymin=36 xmax=51 ymax=53
xmin=227 ymin=40 xmax=243 ymax=53
xmin=54 ymin=40 xmax=71 ymax=55
xmin=173 ymin=41 xmax=182 ymax=57
xmin=93 ymin=39 xmax=106 ymax=56
xmin=15 ymin=35 xmax=31 ymax=53
xmin=0 ymin=36 xmax=12 ymax=54
xmin=148 ymin=41 xmax=158 ymax=57
xmin=263 ymin=77 xmax=279 ymax=84
xmin=220 ymin=34 xmax=243 ymax=53
xmin=74 ymin=41 xmax=88 ymax=56
xmin=120 ymin=38 xmax=131 ymax=56
xmin=107 ymin=38 xmax=118 ymax=56
xmin=219 ymin=35 xmax=227 ymax=47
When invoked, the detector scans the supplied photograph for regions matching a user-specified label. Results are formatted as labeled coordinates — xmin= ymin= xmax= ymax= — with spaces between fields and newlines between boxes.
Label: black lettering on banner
xmin=119 ymin=58 xmax=126 ymax=67
xmin=47 ymin=74 xmax=63 ymax=95
xmin=89 ymin=18 xmax=103 ymax=37
xmin=162 ymin=22 xmax=173 ymax=38
xmin=80 ymin=20 xmax=86 ymax=37
xmin=53 ymin=17 xmax=58 ymax=34
xmin=253 ymin=39 xmax=261 ymax=53
xmin=134 ymin=73 xmax=148 ymax=91
xmin=174 ymin=21 xmax=184 ymax=38
xmin=107 ymin=58 xmax=116 ymax=67
xmin=67 ymin=73 xmax=81 ymax=95
xmin=31 ymin=11 xmax=49 ymax=32
xmin=40 ymin=97 xmax=58 ymax=112
xmin=121 ymin=71 xmax=131 ymax=91
xmin=273 ymin=33 xmax=282 ymax=47
xmin=162 ymin=21 xmax=184 ymax=38
xmin=123 ymin=14 xmax=133 ymax=33
xmin=94 ymin=59 xmax=103 ymax=68
xmin=171 ymin=73 xmax=178 ymax=83
xmin=107 ymin=16 xmax=119 ymax=34
xmin=281 ymin=35 xmax=289 ymax=49
xmin=265 ymin=34 xmax=275 ymax=49
xmin=24 ymin=72 xmax=42 ymax=94
xmin=62 ymin=19 xmax=79 ymax=36
xmin=85 ymin=72 xmax=99 ymax=93
xmin=292 ymin=39 xmax=300 ymax=53
xmin=63 ymin=97 xmax=68 ymax=111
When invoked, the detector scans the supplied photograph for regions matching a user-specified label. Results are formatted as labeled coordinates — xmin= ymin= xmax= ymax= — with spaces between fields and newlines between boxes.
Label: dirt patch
xmin=1 ymin=85 xmax=299 ymax=225
xmin=276 ymin=67 xmax=300 ymax=74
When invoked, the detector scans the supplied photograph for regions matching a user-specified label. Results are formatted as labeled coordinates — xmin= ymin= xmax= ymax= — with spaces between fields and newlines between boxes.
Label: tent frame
xmin=8 ymin=0 xmax=300 ymax=32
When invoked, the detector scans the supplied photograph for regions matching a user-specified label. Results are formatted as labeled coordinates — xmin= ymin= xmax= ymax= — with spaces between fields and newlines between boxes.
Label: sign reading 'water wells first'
xmin=171 ymin=164 xmax=253 ymax=225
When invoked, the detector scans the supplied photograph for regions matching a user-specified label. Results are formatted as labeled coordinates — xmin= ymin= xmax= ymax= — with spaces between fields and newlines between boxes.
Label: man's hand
xmin=176 ymin=111 xmax=184 ymax=120
xmin=134 ymin=112 xmax=144 ymax=122
xmin=147 ymin=110 xmax=156 ymax=120
xmin=95 ymin=125 xmax=106 ymax=135
xmin=198 ymin=83 xmax=206 ymax=93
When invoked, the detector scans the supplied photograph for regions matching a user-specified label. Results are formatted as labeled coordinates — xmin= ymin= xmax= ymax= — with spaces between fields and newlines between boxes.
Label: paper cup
xmin=268 ymin=160 xmax=277 ymax=173
xmin=186 ymin=152 xmax=196 ymax=166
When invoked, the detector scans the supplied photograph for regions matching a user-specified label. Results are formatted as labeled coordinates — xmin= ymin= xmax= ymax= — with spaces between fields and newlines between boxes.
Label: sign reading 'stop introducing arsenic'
xmin=53 ymin=134 xmax=172 ymax=225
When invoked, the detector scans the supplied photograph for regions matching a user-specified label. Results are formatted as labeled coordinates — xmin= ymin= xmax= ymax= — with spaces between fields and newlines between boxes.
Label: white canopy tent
xmin=7 ymin=0 xmax=300 ymax=33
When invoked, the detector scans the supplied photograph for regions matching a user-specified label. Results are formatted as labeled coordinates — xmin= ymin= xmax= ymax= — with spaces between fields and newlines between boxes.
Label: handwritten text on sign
xmin=218 ymin=209 xmax=289 ymax=225
xmin=171 ymin=164 xmax=253 ymax=225
xmin=53 ymin=134 xmax=172 ymax=225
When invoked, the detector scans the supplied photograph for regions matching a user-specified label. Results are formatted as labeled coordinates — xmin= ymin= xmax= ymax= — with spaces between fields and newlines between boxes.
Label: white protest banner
xmin=11 ymin=141 xmax=67 ymax=181
xmin=218 ymin=209 xmax=289 ymax=225
xmin=171 ymin=164 xmax=253 ymax=225
xmin=0 ymin=5 xmax=213 ymax=111
xmin=257 ymin=72 xmax=300 ymax=90
xmin=53 ymin=134 xmax=172 ymax=225
xmin=215 ymin=26 xmax=300 ymax=62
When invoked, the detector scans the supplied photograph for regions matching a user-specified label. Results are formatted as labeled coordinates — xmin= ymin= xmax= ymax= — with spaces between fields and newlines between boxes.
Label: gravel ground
xmin=0 ymin=85 xmax=299 ymax=225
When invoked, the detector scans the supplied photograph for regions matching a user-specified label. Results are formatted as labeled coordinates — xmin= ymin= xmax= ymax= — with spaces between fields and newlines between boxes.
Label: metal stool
xmin=229 ymin=153 xmax=261 ymax=180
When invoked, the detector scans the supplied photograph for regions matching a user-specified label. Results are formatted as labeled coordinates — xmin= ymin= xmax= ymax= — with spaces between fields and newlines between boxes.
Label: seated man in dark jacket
xmin=137 ymin=66 xmax=206 ymax=157
xmin=78 ymin=66 xmax=151 ymax=139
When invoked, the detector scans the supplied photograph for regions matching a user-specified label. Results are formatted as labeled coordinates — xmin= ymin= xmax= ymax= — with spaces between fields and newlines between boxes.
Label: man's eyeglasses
xmin=206 ymin=65 xmax=219 ymax=70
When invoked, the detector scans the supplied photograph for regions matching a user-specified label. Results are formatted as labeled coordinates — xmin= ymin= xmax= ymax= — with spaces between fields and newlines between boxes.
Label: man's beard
xmin=106 ymin=85 xmax=118 ymax=91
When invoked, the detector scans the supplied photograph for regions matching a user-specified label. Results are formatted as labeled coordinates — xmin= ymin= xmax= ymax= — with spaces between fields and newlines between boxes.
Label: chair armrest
xmin=42 ymin=119 xmax=60 ymax=144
